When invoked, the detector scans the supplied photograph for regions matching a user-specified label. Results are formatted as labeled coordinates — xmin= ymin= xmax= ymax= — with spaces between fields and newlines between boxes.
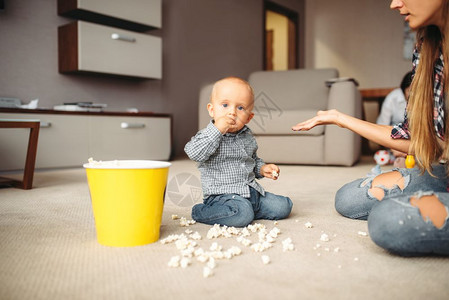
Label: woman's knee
xmin=335 ymin=172 xmax=409 ymax=220
xmin=334 ymin=180 xmax=371 ymax=220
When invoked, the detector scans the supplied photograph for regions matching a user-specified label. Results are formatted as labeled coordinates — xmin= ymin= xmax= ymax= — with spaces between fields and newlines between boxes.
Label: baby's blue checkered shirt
xmin=185 ymin=121 xmax=265 ymax=199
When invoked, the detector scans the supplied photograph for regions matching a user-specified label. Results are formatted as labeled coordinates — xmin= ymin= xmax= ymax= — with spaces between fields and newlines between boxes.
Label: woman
xmin=292 ymin=0 xmax=449 ymax=256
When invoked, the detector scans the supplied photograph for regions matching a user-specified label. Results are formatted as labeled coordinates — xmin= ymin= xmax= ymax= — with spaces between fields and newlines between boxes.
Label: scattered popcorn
xmin=168 ymin=256 xmax=181 ymax=268
xmin=162 ymin=222 xmax=311 ymax=278
xmin=227 ymin=246 xmax=242 ymax=256
xmin=206 ymin=224 xmax=240 ymax=239
xmin=241 ymin=227 xmax=251 ymax=237
xmin=333 ymin=247 xmax=340 ymax=253
xmin=317 ymin=253 xmax=321 ymax=257
xmin=251 ymin=243 xmax=265 ymax=252
xmin=207 ymin=224 xmax=222 ymax=239
xmin=208 ymin=251 xmax=225 ymax=259
xmin=160 ymin=234 xmax=185 ymax=244
xmin=250 ymin=239 xmax=273 ymax=252
xmin=179 ymin=217 xmax=196 ymax=227
xmin=203 ymin=267 xmax=213 ymax=278
xmin=227 ymin=227 xmax=240 ymax=235
xmin=223 ymin=251 xmax=233 ymax=260
xmin=282 ymin=238 xmax=295 ymax=252
xmin=338 ymin=265 xmax=342 ymax=269
xmin=295 ymin=219 xmax=299 ymax=223
xmin=324 ymin=247 xmax=330 ymax=252
xmin=269 ymin=227 xmax=281 ymax=238
xmin=247 ymin=223 xmax=266 ymax=233
xmin=236 ymin=236 xmax=252 ymax=247
xmin=261 ymin=255 xmax=270 ymax=265
xmin=194 ymin=248 xmax=205 ymax=257
xmin=210 ymin=242 xmax=222 ymax=252
xmin=207 ymin=257 xmax=216 ymax=269
xmin=171 ymin=214 xmax=180 ymax=220
xmin=304 ymin=222 xmax=313 ymax=228
xmin=265 ymin=235 xmax=275 ymax=243
xmin=358 ymin=231 xmax=368 ymax=236
xmin=175 ymin=237 xmax=197 ymax=251
xmin=197 ymin=254 xmax=209 ymax=263
xmin=354 ymin=257 xmax=359 ymax=262
xmin=180 ymin=247 xmax=195 ymax=258
xmin=320 ymin=233 xmax=330 ymax=242
xmin=189 ymin=232 xmax=202 ymax=240
xmin=180 ymin=257 xmax=191 ymax=268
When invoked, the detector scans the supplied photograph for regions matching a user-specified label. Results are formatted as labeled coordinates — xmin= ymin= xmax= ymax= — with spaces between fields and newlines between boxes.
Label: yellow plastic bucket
xmin=84 ymin=160 xmax=171 ymax=247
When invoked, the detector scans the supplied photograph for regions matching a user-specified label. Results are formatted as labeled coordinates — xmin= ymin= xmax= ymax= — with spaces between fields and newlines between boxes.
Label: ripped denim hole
xmin=367 ymin=184 xmax=403 ymax=200
xmin=360 ymin=176 xmax=374 ymax=188
xmin=409 ymin=191 xmax=449 ymax=229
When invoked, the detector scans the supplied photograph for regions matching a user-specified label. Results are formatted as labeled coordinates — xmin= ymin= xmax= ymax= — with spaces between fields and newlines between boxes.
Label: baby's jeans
xmin=191 ymin=187 xmax=293 ymax=227
xmin=335 ymin=164 xmax=449 ymax=256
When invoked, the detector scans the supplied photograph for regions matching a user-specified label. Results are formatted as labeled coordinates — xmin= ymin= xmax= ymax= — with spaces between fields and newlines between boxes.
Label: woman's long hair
xmin=407 ymin=1 xmax=449 ymax=173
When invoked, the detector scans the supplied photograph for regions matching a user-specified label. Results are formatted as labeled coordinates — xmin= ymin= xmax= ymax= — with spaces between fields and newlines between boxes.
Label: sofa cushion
xmin=249 ymin=110 xmax=324 ymax=136
xmin=249 ymin=68 xmax=338 ymax=111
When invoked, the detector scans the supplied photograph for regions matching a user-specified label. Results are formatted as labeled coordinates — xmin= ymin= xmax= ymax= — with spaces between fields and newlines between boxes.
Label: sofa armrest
xmin=324 ymin=81 xmax=362 ymax=166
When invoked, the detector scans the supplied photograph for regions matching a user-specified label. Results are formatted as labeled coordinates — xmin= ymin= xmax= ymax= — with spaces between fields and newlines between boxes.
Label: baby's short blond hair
xmin=210 ymin=76 xmax=255 ymax=104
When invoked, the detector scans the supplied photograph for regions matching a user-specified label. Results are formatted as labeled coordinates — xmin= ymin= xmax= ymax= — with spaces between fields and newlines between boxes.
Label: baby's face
xmin=208 ymin=80 xmax=254 ymax=133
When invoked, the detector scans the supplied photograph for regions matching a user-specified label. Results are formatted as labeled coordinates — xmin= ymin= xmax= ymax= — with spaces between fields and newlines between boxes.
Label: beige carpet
xmin=1 ymin=157 xmax=448 ymax=300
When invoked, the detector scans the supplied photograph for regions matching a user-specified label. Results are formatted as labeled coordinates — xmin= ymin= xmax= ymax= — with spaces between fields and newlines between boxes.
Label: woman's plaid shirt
xmin=391 ymin=42 xmax=445 ymax=140
xmin=185 ymin=122 xmax=265 ymax=199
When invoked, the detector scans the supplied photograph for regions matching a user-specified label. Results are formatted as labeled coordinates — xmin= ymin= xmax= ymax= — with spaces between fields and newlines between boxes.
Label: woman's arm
xmin=292 ymin=109 xmax=410 ymax=153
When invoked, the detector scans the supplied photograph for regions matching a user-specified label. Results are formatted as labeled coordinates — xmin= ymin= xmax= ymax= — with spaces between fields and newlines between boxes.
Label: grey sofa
xmin=198 ymin=68 xmax=362 ymax=166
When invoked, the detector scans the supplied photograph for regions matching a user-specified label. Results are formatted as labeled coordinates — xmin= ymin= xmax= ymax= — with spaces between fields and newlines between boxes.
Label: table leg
xmin=22 ymin=124 xmax=40 ymax=189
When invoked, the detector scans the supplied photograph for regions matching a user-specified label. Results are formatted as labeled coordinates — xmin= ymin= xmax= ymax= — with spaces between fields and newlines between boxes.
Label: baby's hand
xmin=214 ymin=115 xmax=237 ymax=134
xmin=260 ymin=164 xmax=280 ymax=180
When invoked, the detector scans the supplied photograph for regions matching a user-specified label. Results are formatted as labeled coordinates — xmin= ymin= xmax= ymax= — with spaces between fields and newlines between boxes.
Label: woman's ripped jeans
xmin=335 ymin=164 xmax=449 ymax=256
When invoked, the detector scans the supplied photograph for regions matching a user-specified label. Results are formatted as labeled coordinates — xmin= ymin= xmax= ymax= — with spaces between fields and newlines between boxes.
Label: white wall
xmin=305 ymin=0 xmax=412 ymax=89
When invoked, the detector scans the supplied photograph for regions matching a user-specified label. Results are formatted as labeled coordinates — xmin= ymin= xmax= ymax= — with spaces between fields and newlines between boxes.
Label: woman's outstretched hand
xmin=291 ymin=109 xmax=341 ymax=131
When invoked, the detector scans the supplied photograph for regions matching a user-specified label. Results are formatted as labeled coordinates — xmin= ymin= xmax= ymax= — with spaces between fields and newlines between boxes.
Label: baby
xmin=184 ymin=76 xmax=293 ymax=227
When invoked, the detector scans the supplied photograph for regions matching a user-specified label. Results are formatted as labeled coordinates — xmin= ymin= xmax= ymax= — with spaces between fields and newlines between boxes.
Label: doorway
xmin=263 ymin=1 xmax=302 ymax=71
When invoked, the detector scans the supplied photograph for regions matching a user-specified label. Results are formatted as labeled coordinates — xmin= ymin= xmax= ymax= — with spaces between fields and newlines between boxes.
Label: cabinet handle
xmin=40 ymin=121 xmax=52 ymax=128
xmin=121 ymin=122 xmax=145 ymax=129
xmin=111 ymin=33 xmax=136 ymax=43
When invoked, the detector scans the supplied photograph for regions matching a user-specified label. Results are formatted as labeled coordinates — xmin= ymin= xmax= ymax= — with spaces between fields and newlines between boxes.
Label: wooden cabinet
xmin=57 ymin=0 xmax=162 ymax=79
xmin=58 ymin=0 xmax=161 ymax=32
xmin=0 ymin=109 xmax=172 ymax=171
xmin=88 ymin=115 xmax=171 ymax=161
xmin=58 ymin=21 xmax=162 ymax=79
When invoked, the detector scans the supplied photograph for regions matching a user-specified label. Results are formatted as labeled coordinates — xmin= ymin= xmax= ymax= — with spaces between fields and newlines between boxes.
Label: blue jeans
xmin=191 ymin=187 xmax=293 ymax=227
xmin=335 ymin=165 xmax=448 ymax=220
xmin=335 ymin=164 xmax=449 ymax=256
xmin=368 ymin=191 xmax=449 ymax=256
